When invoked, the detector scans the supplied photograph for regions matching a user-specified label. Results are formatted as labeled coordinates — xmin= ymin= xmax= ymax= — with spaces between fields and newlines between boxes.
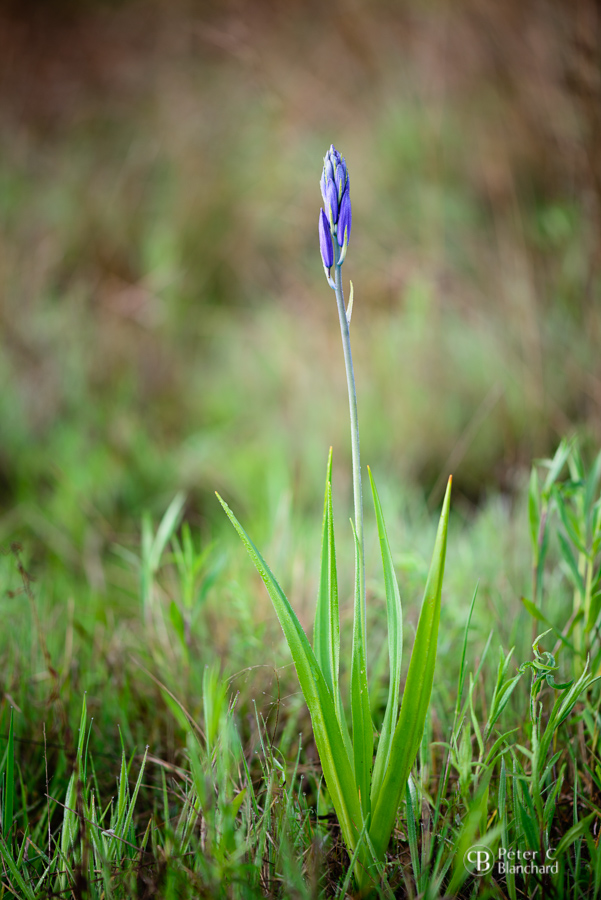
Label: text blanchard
xmin=497 ymin=848 xmax=558 ymax=876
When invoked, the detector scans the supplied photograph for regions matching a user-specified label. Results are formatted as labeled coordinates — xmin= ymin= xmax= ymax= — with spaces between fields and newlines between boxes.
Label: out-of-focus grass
xmin=1 ymin=0 xmax=600 ymax=562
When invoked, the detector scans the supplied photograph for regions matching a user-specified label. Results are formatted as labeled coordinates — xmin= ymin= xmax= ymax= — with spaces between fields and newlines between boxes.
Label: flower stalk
xmin=333 ymin=246 xmax=364 ymax=619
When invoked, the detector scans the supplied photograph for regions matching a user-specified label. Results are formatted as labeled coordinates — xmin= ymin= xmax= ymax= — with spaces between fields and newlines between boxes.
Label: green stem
xmin=333 ymin=250 xmax=366 ymax=640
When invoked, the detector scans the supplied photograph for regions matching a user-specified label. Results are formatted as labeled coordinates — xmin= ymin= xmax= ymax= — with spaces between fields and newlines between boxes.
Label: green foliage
xmin=218 ymin=487 xmax=367 ymax=875
xmin=0 ymin=473 xmax=600 ymax=897
xmin=2 ymin=708 xmax=15 ymax=842
xmin=2 ymin=9 xmax=601 ymax=891
xmin=368 ymin=466 xmax=403 ymax=808
xmin=218 ymin=428 xmax=451 ymax=892
xmin=221 ymin=469 xmax=451 ymax=885
xmin=525 ymin=440 xmax=601 ymax=671
xmin=140 ymin=492 xmax=186 ymax=624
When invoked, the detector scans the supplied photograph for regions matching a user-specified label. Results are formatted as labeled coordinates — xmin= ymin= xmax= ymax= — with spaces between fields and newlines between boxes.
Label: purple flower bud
xmin=319 ymin=208 xmax=334 ymax=269
xmin=319 ymin=145 xmax=351 ymax=272
xmin=335 ymin=162 xmax=347 ymax=200
xmin=325 ymin=177 xmax=339 ymax=225
xmin=337 ymin=188 xmax=351 ymax=250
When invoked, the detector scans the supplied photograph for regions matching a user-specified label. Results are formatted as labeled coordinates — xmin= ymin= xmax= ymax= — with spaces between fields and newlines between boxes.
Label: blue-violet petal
xmin=337 ymin=189 xmax=351 ymax=248
xmin=326 ymin=178 xmax=339 ymax=225
xmin=319 ymin=208 xmax=334 ymax=268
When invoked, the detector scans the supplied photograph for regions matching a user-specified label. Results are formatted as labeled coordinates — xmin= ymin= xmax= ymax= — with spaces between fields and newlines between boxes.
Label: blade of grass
xmin=0 ymin=834 xmax=36 ymax=900
xmin=406 ymin=779 xmax=420 ymax=889
xmin=141 ymin=492 xmax=186 ymax=622
xmin=337 ymin=816 xmax=369 ymax=899
xmin=431 ymin=584 xmax=478 ymax=842
xmin=58 ymin=695 xmax=88 ymax=890
xmin=151 ymin=492 xmax=186 ymax=571
xmin=4 ymin=708 xmax=14 ymax=840
xmin=120 ymin=747 xmax=148 ymax=845
xmin=454 ymin=585 xmax=478 ymax=730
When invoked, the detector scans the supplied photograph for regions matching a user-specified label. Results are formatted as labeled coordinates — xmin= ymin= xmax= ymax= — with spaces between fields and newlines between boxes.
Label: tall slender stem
xmin=333 ymin=248 xmax=366 ymax=634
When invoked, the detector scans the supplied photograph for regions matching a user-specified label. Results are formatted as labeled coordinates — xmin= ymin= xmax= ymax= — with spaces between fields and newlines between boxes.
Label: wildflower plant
xmin=217 ymin=146 xmax=452 ymax=888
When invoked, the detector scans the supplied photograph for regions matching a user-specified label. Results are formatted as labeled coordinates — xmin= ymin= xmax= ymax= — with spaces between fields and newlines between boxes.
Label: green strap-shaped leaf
xmin=325 ymin=478 xmax=353 ymax=756
xmin=350 ymin=518 xmax=374 ymax=820
xmin=314 ymin=448 xmax=334 ymax=691
xmin=314 ymin=450 xmax=349 ymax=753
xmin=217 ymin=493 xmax=364 ymax=858
xmin=369 ymin=476 xmax=451 ymax=862
xmin=368 ymin=468 xmax=402 ymax=810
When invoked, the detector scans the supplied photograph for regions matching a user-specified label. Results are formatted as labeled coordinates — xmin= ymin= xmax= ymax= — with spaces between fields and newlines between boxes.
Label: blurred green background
xmin=1 ymin=0 xmax=600 ymax=669
xmin=1 ymin=10 xmax=601 ymax=886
